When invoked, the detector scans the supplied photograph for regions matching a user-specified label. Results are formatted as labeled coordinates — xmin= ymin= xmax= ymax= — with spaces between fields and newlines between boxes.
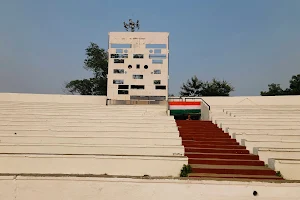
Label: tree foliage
xmin=179 ymin=76 xmax=234 ymax=97
xmin=261 ymin=74 xmax=300 ymax=96
xmin=65 ymin=43 xmax=108 ymax=95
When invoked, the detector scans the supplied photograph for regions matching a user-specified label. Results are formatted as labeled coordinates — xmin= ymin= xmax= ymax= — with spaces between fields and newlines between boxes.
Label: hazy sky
xmin=1 ymin=0 xmax=299 ymax=96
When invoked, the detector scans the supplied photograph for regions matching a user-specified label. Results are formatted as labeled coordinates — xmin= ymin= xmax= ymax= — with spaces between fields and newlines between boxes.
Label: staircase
xmin=176 ymin=120 xmax=283 ymax=180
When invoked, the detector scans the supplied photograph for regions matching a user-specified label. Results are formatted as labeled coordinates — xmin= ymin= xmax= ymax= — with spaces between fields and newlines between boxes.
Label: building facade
xmin=107 ymin=32 xmax=169 ymax=101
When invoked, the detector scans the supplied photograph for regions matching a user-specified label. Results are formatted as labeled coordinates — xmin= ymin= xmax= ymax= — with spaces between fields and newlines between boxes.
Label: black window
xmin=131 ymin=85 xmax=145 ymax=89
xmin=155 ymin=85 xmax=166 ymax=90
xmin=118 ymin=90 xmax=129 ymax=94
xmin=118 ymin=85 xmax=129 ymax=89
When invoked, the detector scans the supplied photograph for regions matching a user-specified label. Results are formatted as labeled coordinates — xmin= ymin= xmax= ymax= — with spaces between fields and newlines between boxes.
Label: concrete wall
xmin=0 ymin=93 xmax=107 ymax=105
xmin=107 ymin=32 xmax=169 ymax=100
xmin=1 ymin=176 xmax=300 ymax=200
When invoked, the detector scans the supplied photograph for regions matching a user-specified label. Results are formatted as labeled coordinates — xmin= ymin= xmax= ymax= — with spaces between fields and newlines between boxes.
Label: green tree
xmin=179 ymin=76 xmax=234 ymax=97
xmin=260 ymin=83 xmax=284 ymax=96
xmin=261 ymin=74 xmax=300 ymax=96
xmin=289 ymin=74 xmax=300 ymax=95
xmin=65 ymin=42 xmax=108 ymax=95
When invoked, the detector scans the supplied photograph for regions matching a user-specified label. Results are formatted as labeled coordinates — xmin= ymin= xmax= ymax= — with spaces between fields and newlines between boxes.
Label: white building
xmin=107 ymin=32 xmax=169 ymax=101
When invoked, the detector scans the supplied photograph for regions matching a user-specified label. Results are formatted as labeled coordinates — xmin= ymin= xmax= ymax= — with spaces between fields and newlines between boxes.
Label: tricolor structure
xmin=168 ymin=101 xmax=201 ymax=115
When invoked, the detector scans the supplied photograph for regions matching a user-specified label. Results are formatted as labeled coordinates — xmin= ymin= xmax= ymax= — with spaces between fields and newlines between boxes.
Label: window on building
xmin=154 ymin=70 xmax=161 ymax=74
xmin=113 ymin=80 xmax=124 ymax=84
xmin=136 ymin=64 xmax=140 ymax=69
xmin=131 ymin=85 xmax=145 ymax=89
xmin=154 ymin=80 xmax=161 ymax=84
xmin=113 ymin=69 xmax=124 ymax=74
xmin=152 ymin=60 xmax=163 ymax=64
xmin=155 ymin=85 xmax=166 ymax=90
xmin=116 ymin=49 xmax=123 ymax=53
xmin=114 ymin=59 xmax=124 ymax=63
xmin=128 ymin=65 xmax=132 ymax=69
xmin=111 ymin=54 xmax=128 ymax=58
xmin=154 ymin=49 xmax=161 ymax=54
xmin=133 ymin=54 xmax=144 ymax=58
xmin=118 ymin=90 xmax=129 ymax=94
xmin=111 ymin=44 xmax=131 ymax=48
xmin=118 ymin=85 xmax=129 ymax=89
xmin=144 ymin=65 xmax=148 ymax=69
xmin=149 ymin=54 xmax=166 ymax=59
xmin=133 ymin=75 xmax=143 ymax=79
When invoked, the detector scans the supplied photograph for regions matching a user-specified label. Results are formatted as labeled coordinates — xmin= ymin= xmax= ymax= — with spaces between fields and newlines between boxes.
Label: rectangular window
xmin=156 ymin=85 xmax=166 ymax=90
xmin=114 ymin=59 xmax=124 ymax=63
xmin=131 ymin=85 xmax=145 ymax=89
xmin=149 ymin=54 xmax=167 ymax=59
xmin=111 ymin=54 xmax=128 ymax=58
xmin=113 ymin=69 xmax=124 ymax=74
xmin=152 ymin=60 xmax=163 ymax=64
xmin=154 ymin=80 xmax=161 ymax=84
xmin=154 ymin=49 xmax=161 ymax=54
xmin=133 ymin=54 xmax=144 ymax=58
xmin=118 ymin=85 xmax=129 ymax=89
xmin=154 ymin=70 xmax=161 ymax=74
xmin=136 ymin=64 xmax=140 ymax=69
xmin=146 ymin=44 xmax=167 ymax=49
xmin=118 ymin=90 xmax=129 ymax=94
xmin=133 ymin=75 xmax=143 ymax=79
xmin=116 ymin=49 xmax=123 ymax=53
xmin=111 ymin=44 xmax=131 ymax=48
xmin=113 ymin=80 xmax=124 ymax=84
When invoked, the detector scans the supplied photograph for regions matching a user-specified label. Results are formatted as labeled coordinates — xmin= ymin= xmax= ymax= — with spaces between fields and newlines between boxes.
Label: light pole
xmin=123 ymin=19 xmax=140 ymax=32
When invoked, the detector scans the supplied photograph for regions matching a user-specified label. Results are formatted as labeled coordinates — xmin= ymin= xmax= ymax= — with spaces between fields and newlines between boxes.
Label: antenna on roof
xmin=123 ymin=19 xmax=140 ymax=32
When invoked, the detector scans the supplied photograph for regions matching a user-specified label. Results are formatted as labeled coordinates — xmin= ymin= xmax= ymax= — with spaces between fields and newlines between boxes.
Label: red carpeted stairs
xmin=176 ymin=120 xmax=283 ymax=180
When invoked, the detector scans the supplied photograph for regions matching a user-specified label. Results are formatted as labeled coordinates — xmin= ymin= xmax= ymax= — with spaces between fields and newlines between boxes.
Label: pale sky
xmin=1 ymin=0 xmax=300 ymax=96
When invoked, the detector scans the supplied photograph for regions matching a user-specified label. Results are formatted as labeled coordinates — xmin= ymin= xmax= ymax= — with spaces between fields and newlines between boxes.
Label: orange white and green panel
xmin=168 ymin=102 xmax=201 ymax=115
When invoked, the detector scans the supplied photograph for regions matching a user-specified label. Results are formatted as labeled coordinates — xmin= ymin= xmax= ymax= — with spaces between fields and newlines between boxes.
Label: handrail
xmin=106 ymin=98 xmax=111 ymax=106
xmin=107 ymin=97 xmax=211 ymax=110
xmin=106 ymin=98 xmax=167 ymax=106
xmin=168 ymin=96 xmax=210 ymax=110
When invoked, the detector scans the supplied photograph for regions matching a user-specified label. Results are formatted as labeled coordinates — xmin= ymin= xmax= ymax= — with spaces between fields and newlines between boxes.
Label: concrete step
xmin=0 ymin=154 xmax=187 ymax=177
xmin=180 ymin=134 xmax=231 ymax=138
xmin=188 ymin=173 xmax=282 ymax=180
xmin=0 ymin=131 xmax=179 ymax=137
xmin=0 ymin=135 xmax=183 ymax=146
xmin=188 ymin=158 xmax=264 ymax=166
xmin=185 ymin=147 xmax=249 ymax=154
xmin=0 ymin=144 xmax=185 ymax=157
xmin=182 ymin=140 xmax=239 ymax=145
xmin=183 ymin=138 xmax=237 ymax=142
xmin=190 ymin=164 xmax=276 ymax=176
xmin=185 ymin=152 xmax=259 ymax=160
xmin=182 ymin=144 xmax=246 ymax=149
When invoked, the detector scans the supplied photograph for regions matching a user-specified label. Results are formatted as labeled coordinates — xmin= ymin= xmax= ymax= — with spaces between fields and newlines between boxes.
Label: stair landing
xmin=176 ymin=120 xmax=283 ymax=181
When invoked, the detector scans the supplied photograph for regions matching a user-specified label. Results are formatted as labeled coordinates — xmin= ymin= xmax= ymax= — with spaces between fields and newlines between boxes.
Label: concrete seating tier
xmin=269 ymin=158 xmax=300 ymax=180
xmin=233 ymin=133 xmax=300 ymax=144
xmin=0 ymin=97 xmax=187 ymax=177
xmin=203 ymin=101 xmax=300 ymax=180
xmin=0 ymin=154 xmax=186 ymax=176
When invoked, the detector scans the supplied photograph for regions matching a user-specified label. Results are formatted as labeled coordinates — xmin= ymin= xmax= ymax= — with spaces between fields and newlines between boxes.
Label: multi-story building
xmin=107 ymin=32 xmax=169 ymax=101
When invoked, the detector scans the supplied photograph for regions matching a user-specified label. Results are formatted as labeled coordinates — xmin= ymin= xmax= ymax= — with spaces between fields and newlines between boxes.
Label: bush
xmin=180 ymin=164 xmax=192 ymax=177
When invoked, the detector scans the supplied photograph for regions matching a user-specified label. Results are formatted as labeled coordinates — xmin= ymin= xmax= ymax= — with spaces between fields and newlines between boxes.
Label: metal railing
xmin=106 ymin=99 xmax=167 ymax=106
